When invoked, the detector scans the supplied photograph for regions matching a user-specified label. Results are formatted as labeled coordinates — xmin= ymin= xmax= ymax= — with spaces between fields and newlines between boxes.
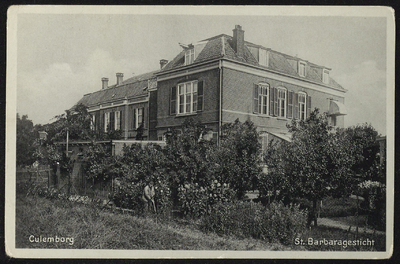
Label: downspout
xmin=218 ymin=36 xmax=225 ymax=147
xmin=218 ymin=60 xmax=222 ymax=147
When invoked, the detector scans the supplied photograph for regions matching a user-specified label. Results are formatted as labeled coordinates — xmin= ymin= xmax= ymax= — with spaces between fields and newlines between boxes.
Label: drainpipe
xmin=218 ymin=60 xmax=222 ymax=147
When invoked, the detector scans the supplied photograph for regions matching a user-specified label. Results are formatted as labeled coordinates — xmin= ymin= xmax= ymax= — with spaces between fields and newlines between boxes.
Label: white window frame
xmin=114 ymin=111 xmax=121 ymax=131
xmin=277 ymin=88 xmax=287 ymax=118
xmin=90 ymin=114 xmax=95 ymax=131
xmin=177 ymin=80 xmax=198 ymax=115
xmin=298 ymin=61 xmax=306 ymax=77
xmin=185 ymin=48 xmax=195 ymax=65
xmin=298 ymin=92 xmax=307 ymax=121
xmin=323 ymin=69 xmax=329 ymax=84
xmin=104 ymin=112 xmax=110 ymax=132
xmin=258 ymin=84 xmax=269 ymax=115
xmin=134 ymin=108 xmax=143 ymax=129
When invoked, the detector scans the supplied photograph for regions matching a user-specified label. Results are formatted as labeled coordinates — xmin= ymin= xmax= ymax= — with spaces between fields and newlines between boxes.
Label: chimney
xmin=116 ymin=73 xmax=124 ymax=85
xmin=232 ymin=25 xmax=245 ymax=58
xmin=160 ymin=59 xmax=168 ymax=69
xmin=101 ymin=77 xmax=109 ymax=89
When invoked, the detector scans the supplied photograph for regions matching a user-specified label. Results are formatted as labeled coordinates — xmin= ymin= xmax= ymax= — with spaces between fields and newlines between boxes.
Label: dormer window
xmin=323 ymin=69 xmax=329 ymax=84
xmin=298 ymin=61 xmax=306 ymax=77
xmin=259 ymin=49 xmax=267 ymax=66
xmin=185 ymin=48 xmax=195 ymax=65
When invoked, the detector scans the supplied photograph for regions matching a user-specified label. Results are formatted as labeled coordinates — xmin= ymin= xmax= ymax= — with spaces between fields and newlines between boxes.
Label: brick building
xmin=73 ymin=25 xmax=347 ymax=147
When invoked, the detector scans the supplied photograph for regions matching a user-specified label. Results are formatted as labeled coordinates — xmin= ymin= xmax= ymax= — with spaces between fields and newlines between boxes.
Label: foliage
xmin=16 ymin=114 xmax=37 ymax=166
xmin=163 ymin=119 xmax=216 ymax=185
xmin=261 ymin=109 xmax=357 ymax=225
xmin=45 ymin=103 xmax=122 ymax=143
xmin=82 ymin=144 xmax=114 ymax=182
xmin=358 ymin=181 xmax=386 ymax=230
xmin=214 ymin=119 xmax=262 ymax=199
xmin=163 ymin=119 xmax=217 ymax=204
xmin=108 ymin=143 xmax=172 ymax=213
xmin=201 ymin=201 xmax=307 ymax=245
xmin=177 ymin=180 xmax=236 ymax=218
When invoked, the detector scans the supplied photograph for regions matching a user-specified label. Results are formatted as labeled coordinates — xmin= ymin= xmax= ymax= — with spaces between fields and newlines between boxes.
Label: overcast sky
xmin=12 ymin=6 xmax=392 ymax=135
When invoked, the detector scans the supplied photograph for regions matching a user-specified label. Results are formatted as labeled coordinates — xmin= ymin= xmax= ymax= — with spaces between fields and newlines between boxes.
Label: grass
xmin=15 ymin=194 xmax=289 ymax=250
xmin=15 ymin=194 xmax=385 ymax=251
xmin=320 ymin=196 xmax=365 ymax=218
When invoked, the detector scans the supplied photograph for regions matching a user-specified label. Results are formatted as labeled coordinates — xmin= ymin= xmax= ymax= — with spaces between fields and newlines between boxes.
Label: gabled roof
xmin=160 ymin=32 xmax=344 ymax=91
xmin=72 ymin=70 xmax=159 ymax=110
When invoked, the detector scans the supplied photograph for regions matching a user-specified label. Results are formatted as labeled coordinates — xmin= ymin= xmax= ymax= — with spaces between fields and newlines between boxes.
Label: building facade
xmin=73 ymin=25 xmax=347 ymax=147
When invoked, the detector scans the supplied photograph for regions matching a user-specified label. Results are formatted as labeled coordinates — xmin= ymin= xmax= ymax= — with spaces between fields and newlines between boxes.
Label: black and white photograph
xmin=6 ymin=6 xmax=394 ymax=259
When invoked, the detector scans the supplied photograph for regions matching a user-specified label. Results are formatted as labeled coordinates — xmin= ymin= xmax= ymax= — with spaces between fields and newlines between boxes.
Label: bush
xmin=177 ymin=180 xmax=236 ymax=218
xmin=110 ymin=175 xmax=172 ymax=215
xmin=200 ymin=201 xmax=307 ymax=245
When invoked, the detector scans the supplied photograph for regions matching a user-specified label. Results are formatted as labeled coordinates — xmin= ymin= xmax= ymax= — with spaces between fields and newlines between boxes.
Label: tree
xmin=163 ymin=118 xmax=216 ymax=204
xmin=215 ymin=119 xmax=262 ymax=199
xmin=263 ymin=109 xmax=356 ymax=226
xmin=16 ymin=114 xmax=37 ymax=166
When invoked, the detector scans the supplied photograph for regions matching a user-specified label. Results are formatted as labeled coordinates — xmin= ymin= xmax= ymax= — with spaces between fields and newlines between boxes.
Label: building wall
xmin=91 ymin=100 xmax=149 ymax=139
xmin=156 ymin=68 xmax=220 ymax=139
xmin=149 ymin=90 xmax=158 ymax=140
xmin=222 ymin=67 xmax=345 ymax=130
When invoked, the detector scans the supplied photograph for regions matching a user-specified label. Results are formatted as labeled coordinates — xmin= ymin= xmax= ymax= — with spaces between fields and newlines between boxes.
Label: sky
xmin=12 ymin=6 xmax=392 ymax=135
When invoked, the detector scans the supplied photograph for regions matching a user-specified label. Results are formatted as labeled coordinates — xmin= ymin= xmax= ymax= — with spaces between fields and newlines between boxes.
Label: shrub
xmin=177 ymin=180 xmax=236 ymax=218
xmin=200 ymin=201 xmax=307 ymax=245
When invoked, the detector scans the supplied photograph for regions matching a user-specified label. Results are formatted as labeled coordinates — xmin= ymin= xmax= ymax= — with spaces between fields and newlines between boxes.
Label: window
xmin=298 ymin=93 xmax=307 ymax=120
xmin=287 ymin=91 xmax=294 ymax=119
xmin=259 ymin=49 xmax=267 ymax=66
xmin=104 ymin=112 xmax=110 ymax=132
xmin=330 ymin=115 xmax=337 ymax=126
xmin=298 ymin=62 xmax=306 ymax=77
xmin=277 ymin=88 xmax=287 ymax=118
xmin=323 ymin=69 xmax=329 ymax=84
xmin=90 ymin=114 xmax=95 ymax=131
xmin=114 ymin=111 xmax=121 ymax=130
xmin=133 ymin=108 xmax=144 ymax=129
xmin=176 ymin=81 xmax=199 ymax=115
xmin=254 ymin=83 xmax=269 ymax=115
xmin=185 ymin=48 xmax=195 ymax=65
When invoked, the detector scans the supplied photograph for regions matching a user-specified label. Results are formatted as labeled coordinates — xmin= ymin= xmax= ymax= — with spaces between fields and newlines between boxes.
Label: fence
xmin=16 ymin=162 xmax=112 ymax=201
xmin=16 ymin=165 xmax=53 ymax=193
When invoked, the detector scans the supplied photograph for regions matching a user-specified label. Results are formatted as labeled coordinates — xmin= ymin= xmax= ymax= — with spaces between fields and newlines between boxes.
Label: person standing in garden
xmin=141 ymin=180 xmax=156 ymax=214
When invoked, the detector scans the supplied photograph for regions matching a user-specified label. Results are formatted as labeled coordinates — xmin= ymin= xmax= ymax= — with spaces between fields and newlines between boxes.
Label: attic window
xmin=185 ymin=48 xmax=195 ymax=65
xmin=259 ymin=49 xmax=267 ymax=66
xmin=298 ymin=61 xmax=306 ymax=77
xmin=323 ymin=69 xmax=329 ymax=84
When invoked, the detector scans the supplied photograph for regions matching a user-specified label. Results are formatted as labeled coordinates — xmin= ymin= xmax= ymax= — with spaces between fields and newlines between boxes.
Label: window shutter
xmin=287 ymin=91 xmax=293 ymax=119
xmin=273 ymin=88 xmax=278 ymax=116
xmin=170 ymin=86 xmax=176 ymax=115
xmin=307 ymin=95 xmax=312 ymax=118
xmin=253 ymin=84 xmax=259 ymax=114
xmin=119 ymin=111 xmax=122 ymax=130
xmin=141 ymin=107 xmax=145 ymax=128
xmin=133 ymin=108 xmax=136 ymax=129
xmin=110 ymin=112 xmax=115 ymax=131
xmin=197 ymin=81 xmax=204 ymax=111
xmin=294 ymin=93 xmax=299 ymax=119
xmin=269 ymin=87 xmax=275 ymax=116
xmin=103 ymin=112 xmax=107 ymax=132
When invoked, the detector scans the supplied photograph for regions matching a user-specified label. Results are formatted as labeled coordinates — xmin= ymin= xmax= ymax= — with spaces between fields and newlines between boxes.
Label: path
xmin=318 ymin=217 xmax=385 ymax=235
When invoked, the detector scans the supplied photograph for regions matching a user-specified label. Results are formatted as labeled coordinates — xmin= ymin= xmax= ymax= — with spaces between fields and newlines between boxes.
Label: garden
xmin=15 ymin=109 xmax=386 ymax=251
